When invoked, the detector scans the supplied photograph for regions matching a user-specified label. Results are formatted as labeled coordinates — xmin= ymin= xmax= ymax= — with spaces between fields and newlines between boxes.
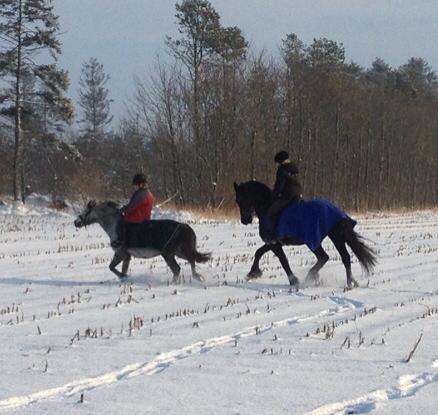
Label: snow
xmin=0 ymin=203 xmax=437 ymax=414
xmin=0 ymin=194 xmax=192 ymax=222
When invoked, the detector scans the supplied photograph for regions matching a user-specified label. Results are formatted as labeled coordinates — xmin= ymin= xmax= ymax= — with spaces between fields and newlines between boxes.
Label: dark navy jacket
xmin=273 ymin=161 xmax=302 ymax=201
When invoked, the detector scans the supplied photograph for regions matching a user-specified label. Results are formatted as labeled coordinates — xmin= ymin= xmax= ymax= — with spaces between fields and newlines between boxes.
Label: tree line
xmin=1 ymin=0 xmax=437 ymax=210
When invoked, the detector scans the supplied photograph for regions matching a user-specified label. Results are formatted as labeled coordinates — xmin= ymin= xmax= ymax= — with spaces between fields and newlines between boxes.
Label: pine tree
xmin=165 ymin=0 xmax=221 ymax=169
xmin=306 ymin=37 xmax=345 ymax=68
xmin=398 ymin=57 xmax=437 ymax=97
xmin=0 ymin=0 xmax=73 ymax=201
xmin=165 ymin=0 xmax=247 ymax=203
xmin=78 ymin=57 xmax=113 ymax=140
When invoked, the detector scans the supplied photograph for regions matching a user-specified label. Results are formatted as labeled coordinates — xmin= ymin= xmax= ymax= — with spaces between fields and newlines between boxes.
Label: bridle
xmin=236 ymin=193 xmax=254 ymax=223
xmin=236 ymin=182 xmax=272 ymax=223
xmin=76 ymin=202 xmax=122 ymax=227
xmin=77 ymin=206 xmax=93 ymax=227
xmin=76 ymin=200 xmax=97 ymax=227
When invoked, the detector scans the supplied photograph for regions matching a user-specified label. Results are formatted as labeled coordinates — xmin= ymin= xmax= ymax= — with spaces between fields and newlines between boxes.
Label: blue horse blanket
xmin=275 ymin=199 xmax=352 ymax=251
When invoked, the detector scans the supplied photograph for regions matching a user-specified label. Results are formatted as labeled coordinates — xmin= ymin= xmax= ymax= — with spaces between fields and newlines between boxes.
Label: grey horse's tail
xmin=177 ymin=224 xmax=211 ymax=263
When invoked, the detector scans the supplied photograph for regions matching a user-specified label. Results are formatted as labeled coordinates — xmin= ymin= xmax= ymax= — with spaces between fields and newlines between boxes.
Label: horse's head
xmin=74 ymin=200 xmax=98 ymax=228
xmin=234 ymin=182 xmax=255 ymax=225
xmin=234 ymin=181 xmax=273 ymax=225
xmin=74 ymin=200 xmax=120 ymax=228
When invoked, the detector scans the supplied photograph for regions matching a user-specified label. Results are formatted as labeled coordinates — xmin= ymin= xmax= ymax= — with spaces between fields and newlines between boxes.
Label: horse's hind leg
xmin=176 ymin=225 xmax=204 ymax=282
xmin=305 ymin=246 xmax=329 ymax=286
xmin=189 ymin=260 xmax=204 ymax=282
xmin=162 ymin=254 xmax=181 ymax=284
xmin=329 ymin=231 xmax=358 ymax=289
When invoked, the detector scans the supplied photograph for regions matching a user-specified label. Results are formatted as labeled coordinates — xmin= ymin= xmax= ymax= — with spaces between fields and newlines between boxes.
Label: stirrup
xmin=111 ymin=240 xmax=123 ymax=249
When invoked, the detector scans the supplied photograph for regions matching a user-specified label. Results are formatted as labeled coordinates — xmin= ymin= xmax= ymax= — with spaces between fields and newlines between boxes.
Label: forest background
xmin=0 ymin=0 xmax=437 ymax=211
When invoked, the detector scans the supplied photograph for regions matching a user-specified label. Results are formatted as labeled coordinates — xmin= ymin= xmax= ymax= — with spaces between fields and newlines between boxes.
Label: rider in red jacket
xmin=122 ymin=173 xmax=154 ymax=223
xmin=112 ymin=173 xmax=154 ymax=249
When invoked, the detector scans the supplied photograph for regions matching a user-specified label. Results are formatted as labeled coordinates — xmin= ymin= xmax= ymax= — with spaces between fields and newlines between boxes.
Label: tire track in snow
xmin=305 ymin=364 xmax=438 ymax=415
xmin=0 ymin=306 xmax=352 ymax=411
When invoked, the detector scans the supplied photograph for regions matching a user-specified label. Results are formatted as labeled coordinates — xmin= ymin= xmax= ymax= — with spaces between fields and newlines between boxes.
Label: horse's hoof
xmin=289 ymin=285 xmax=299 ymax=293
xmin=118 ymin=273 xmax=128 ymax=280
xmin=289 ymin=276 xmax=300 ymax=288
xmin=347 ymin=279 xmax=359 ymax=289
xmin=247 ymin=269 xmax=263 ymax=280
xmin=305 ymin=272 xmax=320 ymax=286
xmin=193 ymin=273 xmax=205 ymax=282
xmin=288 ymin=276 xmax=300 ymax=288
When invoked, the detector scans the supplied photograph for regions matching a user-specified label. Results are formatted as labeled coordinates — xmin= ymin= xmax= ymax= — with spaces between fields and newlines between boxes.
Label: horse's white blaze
xmin=127 ymin=248 xmax=161 ymax=258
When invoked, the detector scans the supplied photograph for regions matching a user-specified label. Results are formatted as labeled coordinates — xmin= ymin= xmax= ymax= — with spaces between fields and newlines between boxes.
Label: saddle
xmin=261 ymin=197 xmax=303 ymax=243
xmin=124 ymin=221 xmax=155 ymax=248
xmin=122 ymin=220 xmax=183 ymax=252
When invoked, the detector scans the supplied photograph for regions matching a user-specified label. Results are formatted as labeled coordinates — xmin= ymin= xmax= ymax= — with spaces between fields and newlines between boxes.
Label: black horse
xmin=74 ymin=201 xmax=211 ymax=282
xmin=234 ymin=181 xmax=377 ymax=288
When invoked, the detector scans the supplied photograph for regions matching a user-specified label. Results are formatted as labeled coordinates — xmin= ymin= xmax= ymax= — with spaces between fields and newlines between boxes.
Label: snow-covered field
xmin=0 ymin=202 xmax=437 ymax=414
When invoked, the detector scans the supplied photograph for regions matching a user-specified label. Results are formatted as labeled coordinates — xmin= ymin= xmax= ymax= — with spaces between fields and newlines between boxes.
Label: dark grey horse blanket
xmin=125 ymin=220 xmax=182 ymax=251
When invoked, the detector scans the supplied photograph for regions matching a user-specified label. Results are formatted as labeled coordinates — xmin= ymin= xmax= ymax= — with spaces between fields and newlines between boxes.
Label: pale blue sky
xmin=54 ymin=0 xmax=438 ymax=122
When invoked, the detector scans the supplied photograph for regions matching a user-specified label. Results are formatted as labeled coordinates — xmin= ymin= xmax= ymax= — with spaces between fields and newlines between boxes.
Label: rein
xmin=79 ymin=210 xmax=122 ymax=227
xmin=161 ymin=223 xmax=182 ymax=253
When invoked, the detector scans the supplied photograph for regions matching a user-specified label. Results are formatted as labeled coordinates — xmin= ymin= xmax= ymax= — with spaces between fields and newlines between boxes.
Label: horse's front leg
xmin=271 ymin=244 xmax=299 ymax=287
xmin=247 ymin=244 xmax=272 ymax=280
xmin=109 ymin=250 xmax=129 ymax=279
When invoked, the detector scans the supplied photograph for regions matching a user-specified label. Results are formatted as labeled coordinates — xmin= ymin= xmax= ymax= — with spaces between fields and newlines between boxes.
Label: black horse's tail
xmin=344 ymin=223 xmax=377 ymax=274
xmin=194 ymin=251 xmax=211 ymax=263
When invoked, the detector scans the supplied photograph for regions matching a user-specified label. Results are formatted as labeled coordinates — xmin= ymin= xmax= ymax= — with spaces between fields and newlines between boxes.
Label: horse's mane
xmin=241 ymin=180 xmax=273 ymax=196
xmin=104 ymin=201 xmax=120 ymax=210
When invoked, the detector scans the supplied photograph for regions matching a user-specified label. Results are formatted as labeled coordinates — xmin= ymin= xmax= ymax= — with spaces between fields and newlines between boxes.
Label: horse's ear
xmin=88 ymin=200 xmax=96 ymax=209
xmin=233 ymin=182 xmax=239 ymax=192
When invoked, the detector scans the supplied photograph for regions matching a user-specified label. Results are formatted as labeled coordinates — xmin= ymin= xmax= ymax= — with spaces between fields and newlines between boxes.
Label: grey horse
xmin=74 ymin=201 xmax=210 ymax=282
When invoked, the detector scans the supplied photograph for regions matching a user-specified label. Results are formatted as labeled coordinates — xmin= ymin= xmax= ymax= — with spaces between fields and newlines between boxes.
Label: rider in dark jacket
xmin=264 ymin=151 xmax=303 ymax=242
xmin=273 ymin=153 xmax=302 ymax=202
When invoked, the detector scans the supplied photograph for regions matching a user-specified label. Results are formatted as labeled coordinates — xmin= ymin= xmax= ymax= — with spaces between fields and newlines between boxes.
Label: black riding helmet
xmin=132 ymin=173 xmax=147 ymax=186
xmin=274 ymin=151 xmax=289 ymax=164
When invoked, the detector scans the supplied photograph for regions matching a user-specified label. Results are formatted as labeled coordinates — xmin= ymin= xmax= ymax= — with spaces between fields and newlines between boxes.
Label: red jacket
xmin=123 ymin=189 xmax=154 ymax=223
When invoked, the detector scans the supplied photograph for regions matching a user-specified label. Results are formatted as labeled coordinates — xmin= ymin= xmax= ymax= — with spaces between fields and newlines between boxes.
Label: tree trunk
xmin=13 ymin=0 xmax=23 ymax=202
xmin=250 ymin=130 xmax=256 ymax=178
xmin=330 ymin=105 xmax=341 ymax=200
